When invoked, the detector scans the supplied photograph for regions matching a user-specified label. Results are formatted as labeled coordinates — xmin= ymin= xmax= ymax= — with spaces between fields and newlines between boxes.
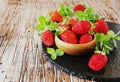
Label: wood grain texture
xmin=0 ymin=0 xmax=120 ymax=82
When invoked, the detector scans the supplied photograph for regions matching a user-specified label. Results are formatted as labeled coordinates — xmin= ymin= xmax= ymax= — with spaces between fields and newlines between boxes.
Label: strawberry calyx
xmin=94 ymin=51 xmax=106 ymax=56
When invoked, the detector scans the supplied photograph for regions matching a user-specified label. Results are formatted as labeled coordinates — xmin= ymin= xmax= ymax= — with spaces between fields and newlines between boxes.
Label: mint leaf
xmin=35 ymin=16 xmax=47 ymax=32
xmin=59 ymin=4 xmax=66 ymax=16
xmin=103 ymin=42 xmax=114 ymax=51
xmin=108 ymin=30 xmax=115 ymax=37
xmin=75 ymin=11 xmax=86 ymax=19
xmin=55 ymin=27 xmax=67 ymax=36
xmin=51 ymin=53 xmax=57 ymax=60
xmin=112 ymin=38 xmax=117 ymax=48
xmin=46 ymin=16 xmax=51 ymax=25
xmin=56 ymin=49 xmax=64 ymax=56
xmin=38 ymin=16 xmax=46 ymax=23
xmin=47 ymin=48 xmax=55 ymax=55
xmin=75 ymin=7 xmax=99 ymax=22
xmin=65 ymin=8 xmax=74 ymax=17
xmin=85 ymin=7 xmax=93 ymax=15
xmin=48 ymin=22 xmax=59 ymax=30
xmin=55 ymin=30 xmax=62 ymax=36
xmin=115 ymin=36 xmax=120 ymax=40
xmin=96 ymin=33 xmax=111 ymax=42
xmin=35 ymin=24 xmax=44 ymax=31
xmin=59 ymin=3 xmax=74 ymax=17
xmin=47 ymin=47 xmax=64 ymax=60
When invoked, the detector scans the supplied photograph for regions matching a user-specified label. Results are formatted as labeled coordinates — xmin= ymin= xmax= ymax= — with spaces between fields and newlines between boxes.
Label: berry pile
xmin=35 ymin=3 xmax=120 ymax=71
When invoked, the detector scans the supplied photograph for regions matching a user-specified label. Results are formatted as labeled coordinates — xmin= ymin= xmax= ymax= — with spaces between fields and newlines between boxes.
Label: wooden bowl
xmin=55 ymin=35 xmax=96 ymax=55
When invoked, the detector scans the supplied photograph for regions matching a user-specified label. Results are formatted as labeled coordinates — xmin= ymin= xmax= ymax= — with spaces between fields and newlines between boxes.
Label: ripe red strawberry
xmin=68 ymin=18 xmax=78 ymax=27
xmin=79 ymin=34 xmax=93 ymax=44
xmin=60 ymin=30 xmax=78 ymax=44
xmin=88 ymin=53 xmax=108 ymax=71
xmin=41 ymin=30 xmax=54 ymax=46
xmin=60 ymin=24 xmax=71 ymax=30
xmin=93 ymin=19 xmax=109 ymax=34
xmin=74 ymin=4 xmax=85 ymax=11
xmin=72 ymin=20 xmax=91 ymax=34
xmin=50 ymin=11 xmax=63 ymax=22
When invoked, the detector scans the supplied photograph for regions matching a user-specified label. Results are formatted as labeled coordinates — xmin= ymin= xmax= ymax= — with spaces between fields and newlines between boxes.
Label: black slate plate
xmin=41 ymin=22 xmax=120 ymax=82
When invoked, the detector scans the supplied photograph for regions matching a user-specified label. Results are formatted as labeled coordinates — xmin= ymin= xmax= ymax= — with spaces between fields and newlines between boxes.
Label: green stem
xmin=115 ymin=30 xmax=120 ymax=37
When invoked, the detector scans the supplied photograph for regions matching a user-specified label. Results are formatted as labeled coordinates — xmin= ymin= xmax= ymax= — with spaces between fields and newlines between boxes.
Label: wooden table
xmin=0 ymin=0 xmax=120 ymax=82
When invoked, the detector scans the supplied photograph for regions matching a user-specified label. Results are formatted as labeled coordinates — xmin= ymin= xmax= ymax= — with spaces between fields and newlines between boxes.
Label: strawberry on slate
xmin=74 ymin=4 xmax=85 ymax=11
xmin=72 ymin=20 xmax=91 ymax=34
xmin=60 ymin=30 xmax=78 ymax=44
xmin=93 ymin=19 xmax=109 ymax=34
xmin=68 ymin=18 xmax=78 ymax=27
xmin=88 ymin=53 xmax=108 ymax=71
xmin=79 ymin=34 xmax=93 ymax=44
xmin=41 ymin=30 xmax=54 ymax=46
xmin=50 ymin=11 xmax=63 ymax=22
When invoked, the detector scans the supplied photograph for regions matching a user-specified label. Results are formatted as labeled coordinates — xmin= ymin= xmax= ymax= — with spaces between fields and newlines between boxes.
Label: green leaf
xmin=65 ymin=8 xmax=74 ymax=17
xmin=51 ymin=53 xmax=57 ymax=60
xmin=103 ymin=42 xmax=114 ymax=51
xmin=35 ymin=24 xmax=44 ymax=31
xmin=47 ymin=47 xmax=64 ymax=60
xmin=75 ymin=7 xmax=99 ymax=22
xmin=59 ymin=9 xmax=66 ymax=16
xmin=56 ymin=49 xmax=64 ymax=56
xmin=85 ymin=7 xmax=93 ymax=14
xmin=47 ymin=48 xmax=55 ymax=55
xmin=115 ymin=36 xmax=120 ymax=40
xmin=112 ymin=38 xmax=117 ymax=48
xmin=76 ymin=11 xmax=86 ymax=20
xmin=55 ymin=27 xmax=67 ymax=36
xmin=59 ymin=3 xmax=74 ymax=17
xmin=95 ymin=42 xmax=100 ymax=51
xmin=108 ymin=30 xmax=115 ymax=37
xmin=46 ymin=16 xmax=51 ymax=25
xmin=35 ymin=16 xmax=47 ymax=32
xmin=38 ymin=16 xmax=46 ymax=23
xmin=59 ymin=4 xmax=66 ymax=16
xmin=48 ymin=22 xmax=59 ymax=30
xmin=55 ymin=30 xmax=62 ymax=36
xmin=96 ymin=33 xmax=111 ymax=42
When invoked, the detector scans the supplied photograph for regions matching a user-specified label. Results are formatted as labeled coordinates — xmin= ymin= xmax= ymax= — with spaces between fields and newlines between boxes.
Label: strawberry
xmin=79 ymin=34 xmax=93 ymax=44
xmin=50 ymin=11 xmax=63 ymax=22
xmin=88 ymin=53 xmax=108 ymax=71
xmin=41 ymin=30 xmax=54 ymax=46
xmin=72 ymin=20 xmax=91 ymax=34
xmin=60 ymin=24 xmax=71 ymax=30
xmin=68 ymin=18 xmax=78 ymax=27
xmin=74 ymin=4 xmax=85 ymax=11
xmin=93 ymin=19 xmax=109 ymax=34
xmin=60 ymin=30 xmax=78 ymax=44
